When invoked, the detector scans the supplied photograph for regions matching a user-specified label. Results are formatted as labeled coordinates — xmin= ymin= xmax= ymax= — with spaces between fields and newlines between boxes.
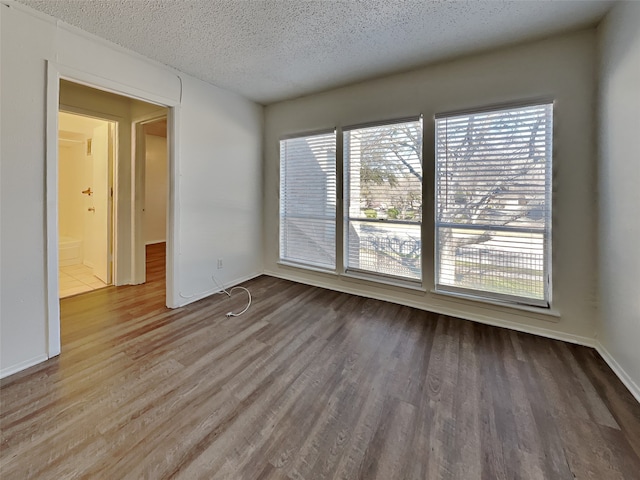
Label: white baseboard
xmin=263 ymin=270 xmax=596 ymax=348
xmin=0 ymin=354 xmax=48 ymax=380
xmin=595 ymin=342 xmax=640 ymax=404
xmin=176 ymin=271 xmax=262 ymax=307
xmin=145 ymin=239 xmax=166 ymax=246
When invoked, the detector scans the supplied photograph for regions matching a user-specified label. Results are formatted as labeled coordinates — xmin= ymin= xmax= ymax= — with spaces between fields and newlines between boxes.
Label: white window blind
xmin=280 ymin=131 xmax=336 ymax=270
xmin=344 ymin=118 xmax=422 ymax=281
xmin=435 ymin=103 xmax=553 ymax=306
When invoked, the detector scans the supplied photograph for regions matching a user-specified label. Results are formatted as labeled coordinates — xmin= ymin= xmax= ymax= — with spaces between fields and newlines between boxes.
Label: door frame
xmin=59 ymin=106 xmax=119 ymax=284
xmin=132 ymin=112 xmax=169 ymax=285
xmin=45 ymin=61 xmax=181 ymax=358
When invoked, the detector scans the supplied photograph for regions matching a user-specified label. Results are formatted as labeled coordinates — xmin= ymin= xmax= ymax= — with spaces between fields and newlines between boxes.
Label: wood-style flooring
xmin=1 ymin=243 xmax=640 ymax=479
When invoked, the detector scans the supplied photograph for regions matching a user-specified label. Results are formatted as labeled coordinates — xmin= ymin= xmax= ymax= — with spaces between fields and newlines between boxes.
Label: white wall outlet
xmin=217 ymin=258 xmax=223 ymax=269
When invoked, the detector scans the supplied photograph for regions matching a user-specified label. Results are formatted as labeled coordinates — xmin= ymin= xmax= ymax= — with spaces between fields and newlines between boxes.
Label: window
xmin=435 ymin=103 xmax=553 ymax=306
xmin=279 ymin=131 xmax=336 ymax=269
xmin=344 ymin=118 xmax=423 ymax=281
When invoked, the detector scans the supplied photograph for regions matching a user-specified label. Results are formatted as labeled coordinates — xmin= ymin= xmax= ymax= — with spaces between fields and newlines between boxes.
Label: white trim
xmin=277 ymin=260 xmax=338 ymax=275
xmin=46 ymin=62 xmax=61 ymax=358
xmin=343 ymin=270 xmax=425 ymax=292
xmin=431 ymin=288 xmax=559 ymax=318
xmin=176 ymin=272 xmax=262 ymax=307
xmin=595 ymin=342 xmax=640 ymax=404
xmin=264 ymin=270 xmax=595 ymax=347
xmin=0 ymin=355 xmax=48 ymax=380
xmin=166 ymin=107 xmax=181 ymax=308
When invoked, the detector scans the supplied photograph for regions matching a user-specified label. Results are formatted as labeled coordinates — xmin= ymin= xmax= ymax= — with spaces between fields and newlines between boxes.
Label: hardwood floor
xmin=1 ymin=243 xmax=639 ymax=479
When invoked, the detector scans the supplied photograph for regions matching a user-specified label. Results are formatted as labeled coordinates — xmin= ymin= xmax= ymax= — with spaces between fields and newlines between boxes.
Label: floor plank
xmin=1 ymin=243 xmax=639 ymax=479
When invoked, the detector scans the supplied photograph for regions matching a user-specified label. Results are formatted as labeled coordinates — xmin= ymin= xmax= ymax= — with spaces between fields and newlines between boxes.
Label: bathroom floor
xmin=59 ymin=264 xmax=108 ymax=298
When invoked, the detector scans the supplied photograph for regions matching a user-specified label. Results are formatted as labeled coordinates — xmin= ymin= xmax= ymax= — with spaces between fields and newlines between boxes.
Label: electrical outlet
xmin=217 ymin=258 xmax=223 ymax=269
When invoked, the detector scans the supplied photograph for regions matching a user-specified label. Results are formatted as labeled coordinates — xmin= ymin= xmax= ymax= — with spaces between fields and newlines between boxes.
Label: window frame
xmin=278 ymin=128 xmax=337 ymax=271
xmin=343 ymin=116 xmax=424 ymax=283
xmin=433 ymin=101 xmax=553 ymax=308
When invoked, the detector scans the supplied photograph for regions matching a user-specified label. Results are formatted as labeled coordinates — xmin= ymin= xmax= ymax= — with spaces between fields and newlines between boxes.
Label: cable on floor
xmin=178 ymin=274 xmax=252 ymax=318
xmin=212 ymin=274 xmax=252 ymax=317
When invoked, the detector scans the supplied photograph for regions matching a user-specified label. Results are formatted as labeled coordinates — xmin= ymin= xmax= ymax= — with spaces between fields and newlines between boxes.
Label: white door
xmin=89 ymin=123 xmax=113 ymax=284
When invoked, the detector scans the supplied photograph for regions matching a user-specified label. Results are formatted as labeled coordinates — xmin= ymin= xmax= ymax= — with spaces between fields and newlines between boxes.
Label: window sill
xmin=342 ymin=270 xmax=426 ymax=293
xmin=277 ymin=261 xmax=338 ymax=276
xmin=430 ymin=288 xmax=560 ymax=319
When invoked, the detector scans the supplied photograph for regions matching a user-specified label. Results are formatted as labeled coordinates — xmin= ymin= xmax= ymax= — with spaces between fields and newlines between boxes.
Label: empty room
xmin=1 ymin=0 xmax=638 ymax=478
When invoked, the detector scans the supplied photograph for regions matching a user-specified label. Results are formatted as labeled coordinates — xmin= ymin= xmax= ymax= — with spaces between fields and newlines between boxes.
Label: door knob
xmin=82 ymin=187 xmax=93 ymax=196
xmin=88 ymin=207 xmax=95 ymax=212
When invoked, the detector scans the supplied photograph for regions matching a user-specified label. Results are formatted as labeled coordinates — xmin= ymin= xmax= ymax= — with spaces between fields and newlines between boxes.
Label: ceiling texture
xmin=15 ymin=0 xmax=615 ymax=104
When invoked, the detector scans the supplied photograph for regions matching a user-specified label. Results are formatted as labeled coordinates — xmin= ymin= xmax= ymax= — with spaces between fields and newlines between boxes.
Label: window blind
xmin=280 ymin=132 xmax=336 ymax=269
xmin=344 ymin=118 xmax=422 ymax=281
xmin=435 ymin=103 xmax=552 ymax=306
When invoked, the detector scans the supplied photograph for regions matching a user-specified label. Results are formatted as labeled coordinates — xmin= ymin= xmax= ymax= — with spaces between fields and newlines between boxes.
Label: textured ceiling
xmin=15 ymin=0 xmax=615 ymax=104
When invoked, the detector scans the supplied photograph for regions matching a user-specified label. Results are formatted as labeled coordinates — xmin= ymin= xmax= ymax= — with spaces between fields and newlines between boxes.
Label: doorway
xmin=133 ymin=116 xmax=169 ymax=285
xmin=46 ymin=65 xmax=179 ymax=358
xmin=58 ymin=111 xmax=115 ymax=298
xmin=54 ymin=79 xmax=171 ymax=341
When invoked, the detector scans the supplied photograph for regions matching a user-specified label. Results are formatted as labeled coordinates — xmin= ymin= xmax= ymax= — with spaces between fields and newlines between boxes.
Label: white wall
xmin=1 ymin=3 xmax=56 ymax=376
xmin=264 ymin=30 xmax=599 ymax=343
xmin=597 ymin=0 xmax=640 ymax=401
xmin=0 ymin=2 xmax=263 ymax=378
xmin=144 ymin=134 xmax=167 ymax=244
xmin=176 ymin=74 xmax=263 ymax=302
